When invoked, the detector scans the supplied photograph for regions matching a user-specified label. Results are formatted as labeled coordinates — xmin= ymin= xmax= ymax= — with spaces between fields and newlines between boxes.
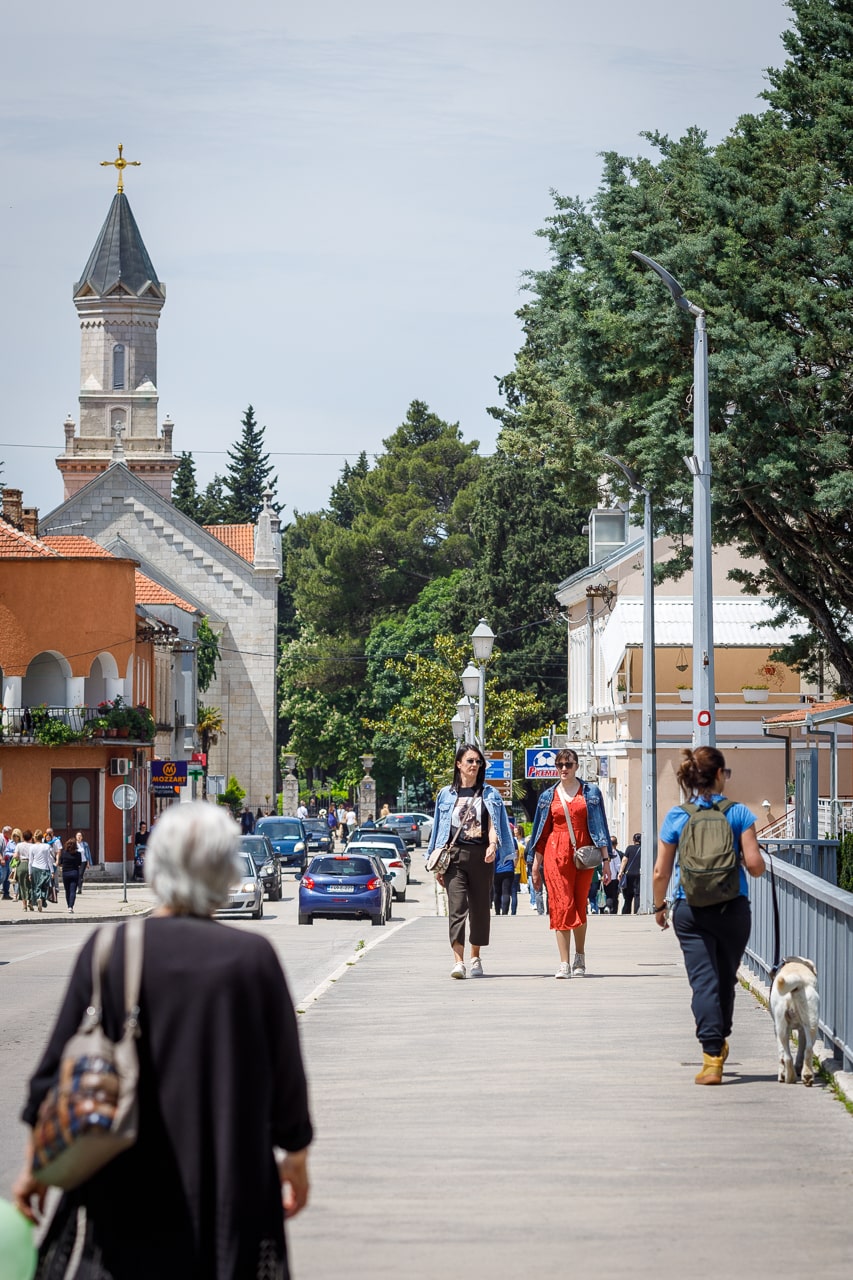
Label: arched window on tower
xmin=113 ymin=344 xmax=125 ymax=390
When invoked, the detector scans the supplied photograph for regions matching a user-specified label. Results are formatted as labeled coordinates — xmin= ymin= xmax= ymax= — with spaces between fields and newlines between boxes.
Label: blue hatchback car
xmin=299 ymin=854 xmax=390 ymax=926
xmin=255 ymin=817 xmax=308 ymax=875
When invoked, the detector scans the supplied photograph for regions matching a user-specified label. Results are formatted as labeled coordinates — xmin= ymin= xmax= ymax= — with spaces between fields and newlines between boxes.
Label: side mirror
xmin=384 ymin=874 xmax=394 ymax=883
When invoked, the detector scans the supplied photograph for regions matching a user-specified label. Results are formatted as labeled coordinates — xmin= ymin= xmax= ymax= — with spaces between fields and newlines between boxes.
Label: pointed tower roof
xmin=74 ymin=193 xmax=164 ymax=300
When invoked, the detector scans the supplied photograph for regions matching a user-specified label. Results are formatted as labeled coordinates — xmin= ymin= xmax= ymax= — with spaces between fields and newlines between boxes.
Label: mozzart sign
xmin=151 ymin=760 xmax=188 ymax=794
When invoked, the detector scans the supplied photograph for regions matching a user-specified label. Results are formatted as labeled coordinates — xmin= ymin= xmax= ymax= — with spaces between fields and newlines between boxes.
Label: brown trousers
xmin=445 ymin=844 xmax=494 ymax=949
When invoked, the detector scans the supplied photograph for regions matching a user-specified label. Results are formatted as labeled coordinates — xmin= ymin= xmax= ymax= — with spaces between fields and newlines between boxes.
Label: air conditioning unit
xmin=110 ymin=758 xmax=131 ymax=777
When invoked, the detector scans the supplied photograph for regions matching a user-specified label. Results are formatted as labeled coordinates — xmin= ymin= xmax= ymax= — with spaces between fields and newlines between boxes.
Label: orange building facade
xmin=1 ymin=514 xmax=157 ymax=869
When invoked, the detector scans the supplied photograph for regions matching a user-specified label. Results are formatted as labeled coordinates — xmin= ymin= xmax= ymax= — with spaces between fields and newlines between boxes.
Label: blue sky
xmin=0 ymin=0 xmax=790 ymax=522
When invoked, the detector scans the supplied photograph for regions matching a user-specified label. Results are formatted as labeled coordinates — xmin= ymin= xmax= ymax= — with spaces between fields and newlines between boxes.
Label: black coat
xmin=24 ymin=916 xmax=313 ymax=1279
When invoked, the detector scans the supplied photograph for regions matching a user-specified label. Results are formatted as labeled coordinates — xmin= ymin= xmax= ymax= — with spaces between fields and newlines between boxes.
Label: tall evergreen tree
xmin=197 ymin=475 xmax=228 ymax=525
xmin=222 ymin=405 xmax=278 ymax=523
xmin=172 ymin=452 xmax=200 ymax=519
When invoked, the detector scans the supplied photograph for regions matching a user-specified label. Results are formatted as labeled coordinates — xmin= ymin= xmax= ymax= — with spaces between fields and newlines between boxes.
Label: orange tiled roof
xmin=0 ymin=518 xmax=59 ymax=558
xmin=135 ymin=571 xmax=199 ymax=614
xmin=763 ymin=699 xmax=852 ymax=725
xmin=203 ymin=524 xmax=254 ymax=562
xmin=41 ymin=535 xmax=113 ymax=557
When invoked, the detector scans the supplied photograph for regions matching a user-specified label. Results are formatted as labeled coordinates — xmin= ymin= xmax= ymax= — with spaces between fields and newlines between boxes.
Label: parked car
xmin=377 ymin=813 xmax=422 ymax=848
xmin=302 ymin=818 xmax=333 ymax=854
xmin=216 ymin=851 xmax=264 ymax=920
xmin=298 ymin=853 xmax=392 ymax=926
xmin=347 ymin=841 xmax=408 ymax=900
xmin=238 ymin=835 xmax=282 ymax=900
xmin=408 ymin=811 xmax=434 ymax=843
xmin=255 ymin=817 xmax=308 ymax=874
xmin=347 ymin=827 xmax=410 ymax=870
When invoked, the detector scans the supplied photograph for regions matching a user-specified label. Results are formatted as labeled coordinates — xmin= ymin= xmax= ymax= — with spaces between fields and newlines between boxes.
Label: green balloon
xmin=0 ymin=1198 xmax=37 ymax=1280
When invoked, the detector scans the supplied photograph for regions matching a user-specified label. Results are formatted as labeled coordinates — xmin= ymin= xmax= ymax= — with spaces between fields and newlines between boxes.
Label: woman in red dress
xmin=530 ymin=749 xmax=613 ymax=978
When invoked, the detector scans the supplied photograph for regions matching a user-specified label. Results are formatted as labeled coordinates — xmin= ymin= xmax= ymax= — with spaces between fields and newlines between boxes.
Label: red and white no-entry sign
xmin=696 ymin=709 xmax=712 ymax=727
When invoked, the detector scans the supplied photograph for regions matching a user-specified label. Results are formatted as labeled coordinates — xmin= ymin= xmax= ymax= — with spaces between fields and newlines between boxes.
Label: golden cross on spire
xmin=100 ymin=143 xmax=141 ymax=194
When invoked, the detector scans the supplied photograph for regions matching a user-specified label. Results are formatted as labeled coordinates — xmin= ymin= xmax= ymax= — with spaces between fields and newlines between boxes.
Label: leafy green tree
xmin=196 ymin=617 xmax=220 ymax=693
xmin=196 ymin=702 xmax=224 ymax=799
xmin=446 ymin=454 xmax=588 ymax=719
xmin=172 ymin=452 xmax=200 ymax=518
xmin=284 ymin=401 xmax=481 ymax=640
xmin=217 ymin=774 xmax=246 ymax=819
xmin=223 ymin=405 xmax=278 ymax=523
xmin=366 ymin=634 xmax=547 ymax=794
xmin=492 ymin=0 xmax=853 ymax=690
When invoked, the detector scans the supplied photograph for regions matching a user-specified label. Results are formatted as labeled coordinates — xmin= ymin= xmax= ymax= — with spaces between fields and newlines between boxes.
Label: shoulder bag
xmin=556 ymin=787 xmax=604 ymax=870
xmin=425 ymin=797 xmax=475 ymax=875
xmin=31 ymin=918 xmax=144 ymax=1190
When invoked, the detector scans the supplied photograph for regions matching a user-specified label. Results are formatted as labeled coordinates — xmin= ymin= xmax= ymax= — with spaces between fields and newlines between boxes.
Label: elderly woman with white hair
xmin=14 ymin=802 xmax=313 ymax=1280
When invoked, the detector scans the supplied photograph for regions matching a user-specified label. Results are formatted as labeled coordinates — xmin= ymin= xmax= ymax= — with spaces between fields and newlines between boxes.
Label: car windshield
xmin=303 ymin=820 xmax=325 ymax=833
xmin=237 ymin=853 xmax=255 ymax=877
xmin=349 ymin=844 xmax=391 ymax=860
xmin=311 ymin=857 xmax=374 ymax=878
xmin=244 ymin=848 xmax=270 ymax=868
xmin=257 ymin=821 xmax=301 ymax=840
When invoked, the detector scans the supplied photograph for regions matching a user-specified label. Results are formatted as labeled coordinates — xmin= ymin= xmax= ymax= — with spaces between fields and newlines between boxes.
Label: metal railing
xmin=744 ymin=855 xmax=853 ymax=1072
xmin=1 ymin=706 xmax=95 ymax=741
xmin=760 ymin=839 xmax=838 ymax=885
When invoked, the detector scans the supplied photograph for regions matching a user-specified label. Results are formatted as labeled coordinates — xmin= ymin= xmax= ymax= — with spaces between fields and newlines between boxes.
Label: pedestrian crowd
xmin=1 ymin=825 xmax=92 ymax=914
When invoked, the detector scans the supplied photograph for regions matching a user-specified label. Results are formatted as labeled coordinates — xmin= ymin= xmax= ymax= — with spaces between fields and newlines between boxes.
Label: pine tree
xmin=171 ymin=452 xmax=200 ymax=518
xmin=222 ymin=405 xmax=278 ymax=523
xmin=197 ymin=475 xmax=227 ymax=525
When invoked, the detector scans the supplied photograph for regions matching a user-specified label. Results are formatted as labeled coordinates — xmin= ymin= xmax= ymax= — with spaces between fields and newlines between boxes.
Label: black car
xmin=302 ymin=818 xmax=333 ymax=854
xmin=238 ymin=835 xmax=282 ymax=901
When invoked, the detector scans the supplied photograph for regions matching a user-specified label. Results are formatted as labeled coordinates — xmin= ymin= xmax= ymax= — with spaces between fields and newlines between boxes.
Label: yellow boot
xmin=695 ymin=1053 xmax=724 ymax=1085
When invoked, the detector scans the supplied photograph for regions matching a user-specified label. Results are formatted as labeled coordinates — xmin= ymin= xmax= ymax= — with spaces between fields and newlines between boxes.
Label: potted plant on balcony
xmin=32 ymin=705 xmax=80 ymax=747
xmin=88 ymin=716 xmax=109 ymax=739
xmin=128 ymin=703 xmax=155 ymax=742
xmin=677 ymin=684 xmax=693 ymax=703
xmin=107 ymin=696 xmax=131 ymax=737
xmin=742 ymin=684 xmax=769 ymax=703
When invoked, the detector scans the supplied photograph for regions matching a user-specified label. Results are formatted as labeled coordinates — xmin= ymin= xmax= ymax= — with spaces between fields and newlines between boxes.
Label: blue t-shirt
xmin=659 ymin=794 xmax=756 ymax=899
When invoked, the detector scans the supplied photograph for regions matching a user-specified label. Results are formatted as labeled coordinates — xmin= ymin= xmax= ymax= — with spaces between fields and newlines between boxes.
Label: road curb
xmin=0 ymin=906 xmax=154 ymax=927
xmin=296 ymin=916 xmax=418 ymax=1014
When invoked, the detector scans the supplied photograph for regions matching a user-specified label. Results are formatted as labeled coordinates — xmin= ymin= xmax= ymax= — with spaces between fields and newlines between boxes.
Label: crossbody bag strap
xmin=121 ymin=918 xmax=144 ymax=1037
xmin=84 ymin=925 xmax=117 ymax=1031
xmin=447 ymin=795 xmax=476 ymax=852
xmin=556 ymin=787 xmax=580 ymax=851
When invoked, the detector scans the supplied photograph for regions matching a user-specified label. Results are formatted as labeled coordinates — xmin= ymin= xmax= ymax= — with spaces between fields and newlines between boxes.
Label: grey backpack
xmin=678 ymin=801 xmax=739 ymax=907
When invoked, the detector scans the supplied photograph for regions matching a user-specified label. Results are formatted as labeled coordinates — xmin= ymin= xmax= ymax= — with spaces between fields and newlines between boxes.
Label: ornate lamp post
xmin=469 ymin=620 xmax=495 ymax=748
xmin=281 ymin=752 xmax=298 ymax=817
xmin=358 ymin=753 xmax=376 ymax=822
xmin=450 ymin=711 xmax=466 ymax=743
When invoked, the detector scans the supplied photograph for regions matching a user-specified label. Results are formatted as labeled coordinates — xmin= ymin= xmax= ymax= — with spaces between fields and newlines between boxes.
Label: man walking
xmin=620 ymin=834 xmax=642 ymax=914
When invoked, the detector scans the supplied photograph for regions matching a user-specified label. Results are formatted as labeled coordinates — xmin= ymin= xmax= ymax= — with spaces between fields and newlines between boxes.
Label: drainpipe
xmin=586 ymin=595 xmax=595 ymax=712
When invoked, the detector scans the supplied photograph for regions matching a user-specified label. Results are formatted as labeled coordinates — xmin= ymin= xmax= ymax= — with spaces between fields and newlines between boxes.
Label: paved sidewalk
xmin=288 ymin=911 xmax=853 ymax=1280
xmin=0 ymin=885 xmax=154 ymax=925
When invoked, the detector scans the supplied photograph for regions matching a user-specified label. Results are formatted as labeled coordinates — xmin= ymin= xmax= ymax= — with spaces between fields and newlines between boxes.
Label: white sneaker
xmin=469 ymin=956 xmax=483 ymax=978
xmin=555 ymin=961 xmax=571 ymax=979
xmin=450 ymin=960 xmax=466 ymax=979
xmin=572 ymin=953 xmax=586 ymax=977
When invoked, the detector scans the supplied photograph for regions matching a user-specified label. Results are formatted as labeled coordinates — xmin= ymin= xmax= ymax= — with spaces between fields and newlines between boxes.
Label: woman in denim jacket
xmin=528 ymin=748 xmax=613 ymax=979
xmin=426 ymin=743 xmax=515 ymax=979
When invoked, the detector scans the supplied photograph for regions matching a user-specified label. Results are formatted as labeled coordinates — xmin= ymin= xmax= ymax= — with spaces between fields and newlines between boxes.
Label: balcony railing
xmin=0 ymin=706 xmax=154 ymax=745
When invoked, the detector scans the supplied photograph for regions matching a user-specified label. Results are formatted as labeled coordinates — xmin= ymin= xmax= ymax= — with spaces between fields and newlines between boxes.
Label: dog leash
xmin=768 ymin=853 xmax=782 ymax=983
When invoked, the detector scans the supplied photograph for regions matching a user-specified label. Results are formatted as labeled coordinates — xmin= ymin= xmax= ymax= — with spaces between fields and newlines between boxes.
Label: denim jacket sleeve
xmin=526 ymin=782 xmax=613 ymax=856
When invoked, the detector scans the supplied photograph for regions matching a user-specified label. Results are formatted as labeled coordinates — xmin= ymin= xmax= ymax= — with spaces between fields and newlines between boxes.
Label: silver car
xmin=216 ymin=851 xmax=264 ymax=920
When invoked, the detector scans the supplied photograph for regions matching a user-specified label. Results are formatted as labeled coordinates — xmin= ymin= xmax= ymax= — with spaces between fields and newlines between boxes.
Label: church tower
xmin=56 ymin=162 xmax=179 ymax=500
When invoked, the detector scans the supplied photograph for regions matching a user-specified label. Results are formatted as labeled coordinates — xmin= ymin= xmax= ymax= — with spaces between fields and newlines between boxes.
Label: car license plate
xmin=329 ymin=884 xmax=354 ymax=893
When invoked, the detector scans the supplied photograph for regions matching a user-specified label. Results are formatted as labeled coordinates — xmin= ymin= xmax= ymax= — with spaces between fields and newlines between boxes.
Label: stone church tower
xmin=56 ymin=191 xmax=179 ymax=499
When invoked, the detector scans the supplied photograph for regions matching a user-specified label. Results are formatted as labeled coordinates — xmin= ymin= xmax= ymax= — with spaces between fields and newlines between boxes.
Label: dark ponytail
xmin=676 ymin=746 xmax=726 ymax=797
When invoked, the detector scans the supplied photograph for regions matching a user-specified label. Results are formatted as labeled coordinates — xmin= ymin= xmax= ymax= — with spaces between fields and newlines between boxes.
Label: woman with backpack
xmin=653 ymin=747 xmax=765 ymax=1085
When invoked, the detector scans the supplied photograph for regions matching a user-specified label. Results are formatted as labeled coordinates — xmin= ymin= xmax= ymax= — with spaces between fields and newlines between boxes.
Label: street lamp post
xmin=450 ymin=711 xmax=466 ymax=742
xmin=471 ymin=620 xmax=495 ymax=749
xmin=603 ymin=454 xmax=657 ymax=911
xmin=631 ymin=251 xmax=715 ymax=747
xmin=456 ymin=695 xmax=476 ymax=744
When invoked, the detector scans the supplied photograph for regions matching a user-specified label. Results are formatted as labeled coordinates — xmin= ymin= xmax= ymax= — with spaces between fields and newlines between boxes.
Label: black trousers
xmin=621 ymin=874 xmax=640 ymax=913
xmin=493 ymin=869 xmax=514 ymax=914
xmin=672 ymin=895 xmax=751 ymax=1055
xmin=445 ymin=845 xmax=494 ymax=949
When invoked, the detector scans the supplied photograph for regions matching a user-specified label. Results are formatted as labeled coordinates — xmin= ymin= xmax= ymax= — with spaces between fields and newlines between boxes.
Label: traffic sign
xmin=112 ymin=784 xmax=138 ymax=811
xmin=484 ymin=750 xmax=512 ymax=780
xmin=489 ymin=777 xmax=513 ymax=801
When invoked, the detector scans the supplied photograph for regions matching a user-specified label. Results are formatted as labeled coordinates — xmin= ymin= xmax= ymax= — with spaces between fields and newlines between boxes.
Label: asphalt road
xmin=0 ymin=863 xmax=439 ymax=1198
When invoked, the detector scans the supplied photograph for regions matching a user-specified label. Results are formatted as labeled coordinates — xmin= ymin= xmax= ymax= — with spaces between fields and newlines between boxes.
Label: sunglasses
xmin=556 ymin=762 xmax=577 ymax=770
xmin=462 ymin=756 xmax=481 ymax=765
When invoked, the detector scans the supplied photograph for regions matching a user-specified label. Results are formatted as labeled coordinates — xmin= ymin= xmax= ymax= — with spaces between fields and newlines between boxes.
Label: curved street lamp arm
xmin=631 ymin=250 xmax=704 ymax=318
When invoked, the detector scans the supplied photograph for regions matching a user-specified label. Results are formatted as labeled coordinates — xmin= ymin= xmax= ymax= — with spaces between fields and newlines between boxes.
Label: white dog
xmin=770 ymin=957 xmax=820 ymax=1086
